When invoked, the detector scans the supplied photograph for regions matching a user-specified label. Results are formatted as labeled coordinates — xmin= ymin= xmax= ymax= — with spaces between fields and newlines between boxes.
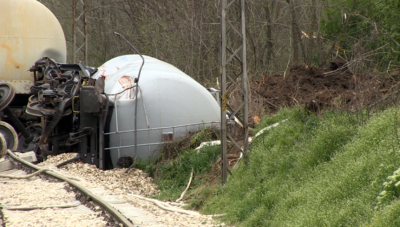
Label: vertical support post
xmin=99 ymin=115 xmax=104 ymax=169
xmin=73 ymin=0 xmax=88 ymax=64
xmin=220 ymin=0 xmax=228 ymax=184
xmin=241 ymin=0 xmax=249 ymax=165
xmin=220 ymin=0 xmax=248 ymax=184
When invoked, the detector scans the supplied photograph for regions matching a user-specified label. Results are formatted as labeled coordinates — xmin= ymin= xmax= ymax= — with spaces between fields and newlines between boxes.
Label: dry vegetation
xmin=37 ymin=0 xmax=400 ymax=125
xmin=38 ymin=0 xmax=347 ymax=83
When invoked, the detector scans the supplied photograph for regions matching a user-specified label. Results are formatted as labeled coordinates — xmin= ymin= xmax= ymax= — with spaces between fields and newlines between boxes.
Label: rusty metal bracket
xmin=72 ymin=96 xmax=80 ymax=113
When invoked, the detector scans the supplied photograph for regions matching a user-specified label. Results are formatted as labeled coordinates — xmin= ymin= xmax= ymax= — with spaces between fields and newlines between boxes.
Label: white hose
xmin=176 ymin=169 xmax=193 ymax=202
xmin=128 ymin=194 xmax=200 ymax=216
xmin=1 ymin=201 xmax=81 ymax=210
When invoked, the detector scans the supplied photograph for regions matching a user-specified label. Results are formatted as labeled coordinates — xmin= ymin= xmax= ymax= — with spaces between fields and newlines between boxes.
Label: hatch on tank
xmin=92 ymin=55 xmax=220 ymax=167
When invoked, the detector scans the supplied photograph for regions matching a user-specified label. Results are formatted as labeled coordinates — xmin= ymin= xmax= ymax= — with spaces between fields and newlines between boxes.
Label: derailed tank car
xmin=0 ymin=0 xmax=221 ymax=168
xmin=3 ymin=55 xmax=221 ymax=168
xmin=0 ymin=0 xmax=67 ymax=154
xmin=92 ymin=55 xmax=220 ymax=167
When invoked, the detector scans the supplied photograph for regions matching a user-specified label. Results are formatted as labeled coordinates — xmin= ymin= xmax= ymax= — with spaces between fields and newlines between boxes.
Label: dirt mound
xmin=253 ymin=61 xmax=400 ymax=117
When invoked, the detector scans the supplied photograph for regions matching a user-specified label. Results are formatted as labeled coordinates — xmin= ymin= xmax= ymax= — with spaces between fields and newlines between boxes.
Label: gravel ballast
xmin=39 ymin=153 xmax=220 ymax=227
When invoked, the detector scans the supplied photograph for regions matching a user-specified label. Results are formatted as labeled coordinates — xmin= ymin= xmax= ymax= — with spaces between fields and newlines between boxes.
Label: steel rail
xmin=5 ymin=149 xmax=135 ymax=227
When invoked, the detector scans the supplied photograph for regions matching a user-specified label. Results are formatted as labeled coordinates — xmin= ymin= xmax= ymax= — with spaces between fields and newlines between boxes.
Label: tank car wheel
xmin=0 ymin=133 xmax=7 ymax=157
xmin=0 ymin=121 xmax=18 ymax=150
xmin=0 ymin=83 xmax=15 ymax=111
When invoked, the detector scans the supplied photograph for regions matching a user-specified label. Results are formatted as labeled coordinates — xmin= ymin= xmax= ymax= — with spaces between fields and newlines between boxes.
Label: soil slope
xmin=252 ymin=60 xmax=400 ymax=120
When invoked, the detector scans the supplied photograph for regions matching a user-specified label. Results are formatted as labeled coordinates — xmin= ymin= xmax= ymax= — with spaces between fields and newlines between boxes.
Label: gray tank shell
xmin=92 ymin=55 xmax=220 ymax=166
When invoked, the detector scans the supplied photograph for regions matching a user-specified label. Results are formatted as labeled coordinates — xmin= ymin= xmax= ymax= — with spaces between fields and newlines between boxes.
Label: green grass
xmin=136 ymin=128 xmax=221 ymax=207
xmin=201 ymin=106 xmax=400 ymax=226
xmin=137 ymin=106 xmax=400 ymax=226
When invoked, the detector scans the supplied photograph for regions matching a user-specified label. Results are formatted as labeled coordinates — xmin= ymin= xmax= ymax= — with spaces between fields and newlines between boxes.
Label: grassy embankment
xmin=144 ymin=106 xmax=400 ymax=226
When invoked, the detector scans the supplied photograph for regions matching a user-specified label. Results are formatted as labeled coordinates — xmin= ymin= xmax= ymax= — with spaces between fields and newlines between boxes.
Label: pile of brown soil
xmin=252 ymin=60 xmax=400 ymax=119
xmin=161 ymin=61 xmax=400 ymax=185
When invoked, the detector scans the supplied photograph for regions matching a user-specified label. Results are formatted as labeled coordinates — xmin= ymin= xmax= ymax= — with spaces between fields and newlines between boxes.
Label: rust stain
xmin=99 ymin=70 xmax=110 ymax=80
xmin=222 ymin=93 xmax=227 ymax=112
xmin=118 ymin=76 xmax=133 ymax=89
xmin=117 ymin=76 xmax=134 ymax=100
xmin=1 ymin=43 xmax=21 ymax=69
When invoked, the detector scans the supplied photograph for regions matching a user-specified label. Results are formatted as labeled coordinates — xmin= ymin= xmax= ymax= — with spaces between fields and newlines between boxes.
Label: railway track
xmin=0 ymin=150 xmax=218 ymax=227
xmin=0 ymin=149 xmax=138 ymax=227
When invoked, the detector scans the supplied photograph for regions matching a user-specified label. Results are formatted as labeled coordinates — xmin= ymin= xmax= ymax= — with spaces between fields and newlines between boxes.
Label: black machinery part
xmin=0 ymin=83 xmax=15 ymax=111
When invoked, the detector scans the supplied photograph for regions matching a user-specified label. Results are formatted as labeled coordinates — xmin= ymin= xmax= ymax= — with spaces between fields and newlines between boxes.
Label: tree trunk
xmin=287 ymin=0 xmax=299 ymax=63
xmin=264 ymin=1 xmax=274 ymax=68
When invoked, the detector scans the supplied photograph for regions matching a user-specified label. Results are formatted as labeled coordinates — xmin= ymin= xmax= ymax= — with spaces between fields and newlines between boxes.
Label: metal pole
xmin=113 ymin=32 xmax=145 ymax=174
xmin=72 ymin=0 xmax=77 ymax=63
xmin=221 ymin=0 xmax=228 ymax=184
xmin=241 ymin=0 xmax=249 ymax=165
xmin=220 ymin=0 xmax=248 ymax=184
xmin=84 ymin=0 xmax=88 ymax=65
xmin=72 ymin=0 xmax=88 ymax=64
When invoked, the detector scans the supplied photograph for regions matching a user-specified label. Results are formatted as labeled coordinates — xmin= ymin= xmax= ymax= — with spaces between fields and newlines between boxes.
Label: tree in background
xmin=37 ymin=0 xmax=400 ymax=84
xmin=321 ymin=0 xmax=400 ymax=74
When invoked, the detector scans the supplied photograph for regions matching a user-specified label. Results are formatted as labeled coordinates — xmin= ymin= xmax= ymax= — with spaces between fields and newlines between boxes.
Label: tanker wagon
xmin=0 ymin=0 xmax=67 ymax=156
xmin=0 ymin=0 xmax=221 ymax=169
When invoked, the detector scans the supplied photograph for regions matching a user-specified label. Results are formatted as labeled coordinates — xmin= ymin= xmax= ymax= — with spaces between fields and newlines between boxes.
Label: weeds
xmin=157 ymin=128 xmax=219 ymax=161
xmin=134 ymin=106 xmax=400 ymax=226
xmin=202 ymin=107 xmax=400 ymax=227
xmin=136 ymin=128 xmax=221 ymax=205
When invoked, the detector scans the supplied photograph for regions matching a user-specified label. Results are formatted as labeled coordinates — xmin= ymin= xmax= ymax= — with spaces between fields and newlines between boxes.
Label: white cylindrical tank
xmin=0 ymin=0 xmax=67 ymax=94
xmin=92 ymin=55 xmax=221 ymax=166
